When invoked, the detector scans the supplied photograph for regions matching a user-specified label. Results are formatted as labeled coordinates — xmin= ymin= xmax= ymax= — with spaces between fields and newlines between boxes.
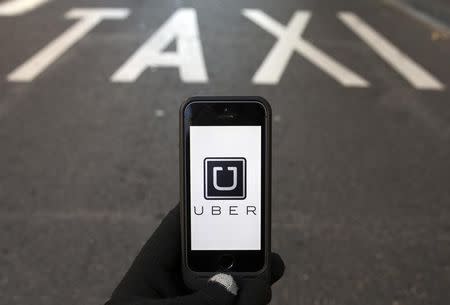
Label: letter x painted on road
xmin=243 ymin=9 xmax=369 ymax=87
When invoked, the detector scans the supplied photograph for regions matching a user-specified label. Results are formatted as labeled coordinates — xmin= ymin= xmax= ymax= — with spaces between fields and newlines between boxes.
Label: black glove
xmin=105 ymin=205 xmax=285 ymax=305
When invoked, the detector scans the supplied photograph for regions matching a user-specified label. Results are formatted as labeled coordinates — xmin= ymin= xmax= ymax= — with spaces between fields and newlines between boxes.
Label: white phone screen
xmin=190 ymin=126 xmax=261 ymax=250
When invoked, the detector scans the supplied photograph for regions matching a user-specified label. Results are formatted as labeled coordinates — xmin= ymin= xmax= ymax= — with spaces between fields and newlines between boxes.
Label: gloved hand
xmin=105 ymin=205 xmax=285 ymax=305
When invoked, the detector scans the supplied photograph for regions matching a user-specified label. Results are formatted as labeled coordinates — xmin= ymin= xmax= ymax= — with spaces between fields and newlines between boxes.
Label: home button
xmin=218 ymin=254 xmax=234 ymax=271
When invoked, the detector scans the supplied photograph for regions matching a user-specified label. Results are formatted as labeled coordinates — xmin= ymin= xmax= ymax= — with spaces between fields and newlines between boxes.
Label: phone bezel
xmin=181 ymin=97 xmax=270 ymax=273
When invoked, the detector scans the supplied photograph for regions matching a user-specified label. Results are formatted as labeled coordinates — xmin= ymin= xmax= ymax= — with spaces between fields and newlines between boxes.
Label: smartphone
xmin=180 ymin=96 xmax=271 ymax=290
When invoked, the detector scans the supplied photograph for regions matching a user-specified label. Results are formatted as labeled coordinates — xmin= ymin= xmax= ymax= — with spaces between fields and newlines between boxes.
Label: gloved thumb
xmin=178 ymin=274 xmax=238 ymax=305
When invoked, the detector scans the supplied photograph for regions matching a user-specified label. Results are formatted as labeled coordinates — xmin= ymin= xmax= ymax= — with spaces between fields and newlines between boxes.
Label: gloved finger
xmin=270 ymin=252 xmax=285 ymax=284
xmin=171 ymin=274 xmax=238 ymax=305
xmin=236 ymin=278 xmax=271 ymax=305
xmin=111 ymin=205 xmax=181 ymax=298
xmin=107 ymin=275 xmax=237 ymax=305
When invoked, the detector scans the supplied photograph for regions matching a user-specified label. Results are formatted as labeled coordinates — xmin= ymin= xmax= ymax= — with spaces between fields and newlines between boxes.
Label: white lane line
xmin=155 ymin=109 xmax=165 ymax=117
xmin=7 ymin=8 xmax=129 ymax=82
xmin=338 ymin=12 xmax=444 ymax=90
xmin=0 ymin=0 xmax=50 ymax=16
xmin=243 ymin=9 xmax=369 ymax=87
xmin=384 ymin=0 xmax=450 ymax=34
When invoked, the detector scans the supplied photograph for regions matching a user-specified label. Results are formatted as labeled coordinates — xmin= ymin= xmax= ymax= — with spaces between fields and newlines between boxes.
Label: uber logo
xmin=204 ymin=158 xmax=246 ymax=200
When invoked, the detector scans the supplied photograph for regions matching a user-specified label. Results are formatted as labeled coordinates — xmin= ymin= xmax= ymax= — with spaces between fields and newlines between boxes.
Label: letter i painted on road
xmin=338 ymin=12 xmax=444 ymax=90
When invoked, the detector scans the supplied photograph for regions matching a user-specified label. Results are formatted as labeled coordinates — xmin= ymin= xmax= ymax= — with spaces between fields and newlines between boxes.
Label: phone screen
xmin=183 ymin=100 xmax=268 ymax=272
xmin=189 ymin=126 xmax=262 ymax=251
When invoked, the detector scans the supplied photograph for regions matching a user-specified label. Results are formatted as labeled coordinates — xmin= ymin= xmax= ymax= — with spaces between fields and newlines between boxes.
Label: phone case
xmin=179 ymin=96 xmax=272 ymax=290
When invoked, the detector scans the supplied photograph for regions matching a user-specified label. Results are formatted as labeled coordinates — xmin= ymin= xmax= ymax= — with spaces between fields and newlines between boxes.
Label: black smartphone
xmin=180 ymin=96 xmax=271 ymax=290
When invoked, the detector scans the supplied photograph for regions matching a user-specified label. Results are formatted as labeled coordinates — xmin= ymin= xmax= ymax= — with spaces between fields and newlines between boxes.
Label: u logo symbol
xmin=213 ymin=166 xmax=237 ymax=191
xmin=204 ymin=158 xmax=246 ymax=200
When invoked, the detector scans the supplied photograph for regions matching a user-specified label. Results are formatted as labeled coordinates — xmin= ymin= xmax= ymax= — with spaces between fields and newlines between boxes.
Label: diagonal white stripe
xmin=338 ymin=11 xmax=444 ymax=90
xmin=7 ymin=8 xmax=129 ymax=82
xmin=0 ymin=0 xmax=50 ymax=16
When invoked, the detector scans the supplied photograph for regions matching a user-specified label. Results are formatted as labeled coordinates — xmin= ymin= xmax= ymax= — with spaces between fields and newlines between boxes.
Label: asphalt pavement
xmin=0 ymin=0 xmax=450 ymax=305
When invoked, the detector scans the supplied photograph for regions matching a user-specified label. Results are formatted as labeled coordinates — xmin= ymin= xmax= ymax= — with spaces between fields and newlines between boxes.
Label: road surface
xmin=0 ymin=0 xmax=449 ymax=304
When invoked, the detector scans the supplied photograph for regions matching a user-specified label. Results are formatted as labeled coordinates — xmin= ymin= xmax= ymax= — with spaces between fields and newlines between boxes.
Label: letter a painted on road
xmin=111 ymin=8 xmax=208 ymax=83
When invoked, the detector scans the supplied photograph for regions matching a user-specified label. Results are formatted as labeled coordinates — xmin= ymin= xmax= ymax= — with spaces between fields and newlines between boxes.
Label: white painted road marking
xmin=384 ymin=0 xmax=450 ymax=35
xmin=7 ymin=8 xmax=130 ymax=82
xmin=338 ymin=12 xmax=444 ymax=90
xmin=0 ymin=0 xmax=49 ymax=16
xmin=243 ymin=9 xmax=369 ymax=87
xmin=3 ymin=7 xmax=446 ymax=89
xmin=155 ymin=109 xmax=165 ymax=117
xmin=111 ymin=8 xmax=208 ymax=83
